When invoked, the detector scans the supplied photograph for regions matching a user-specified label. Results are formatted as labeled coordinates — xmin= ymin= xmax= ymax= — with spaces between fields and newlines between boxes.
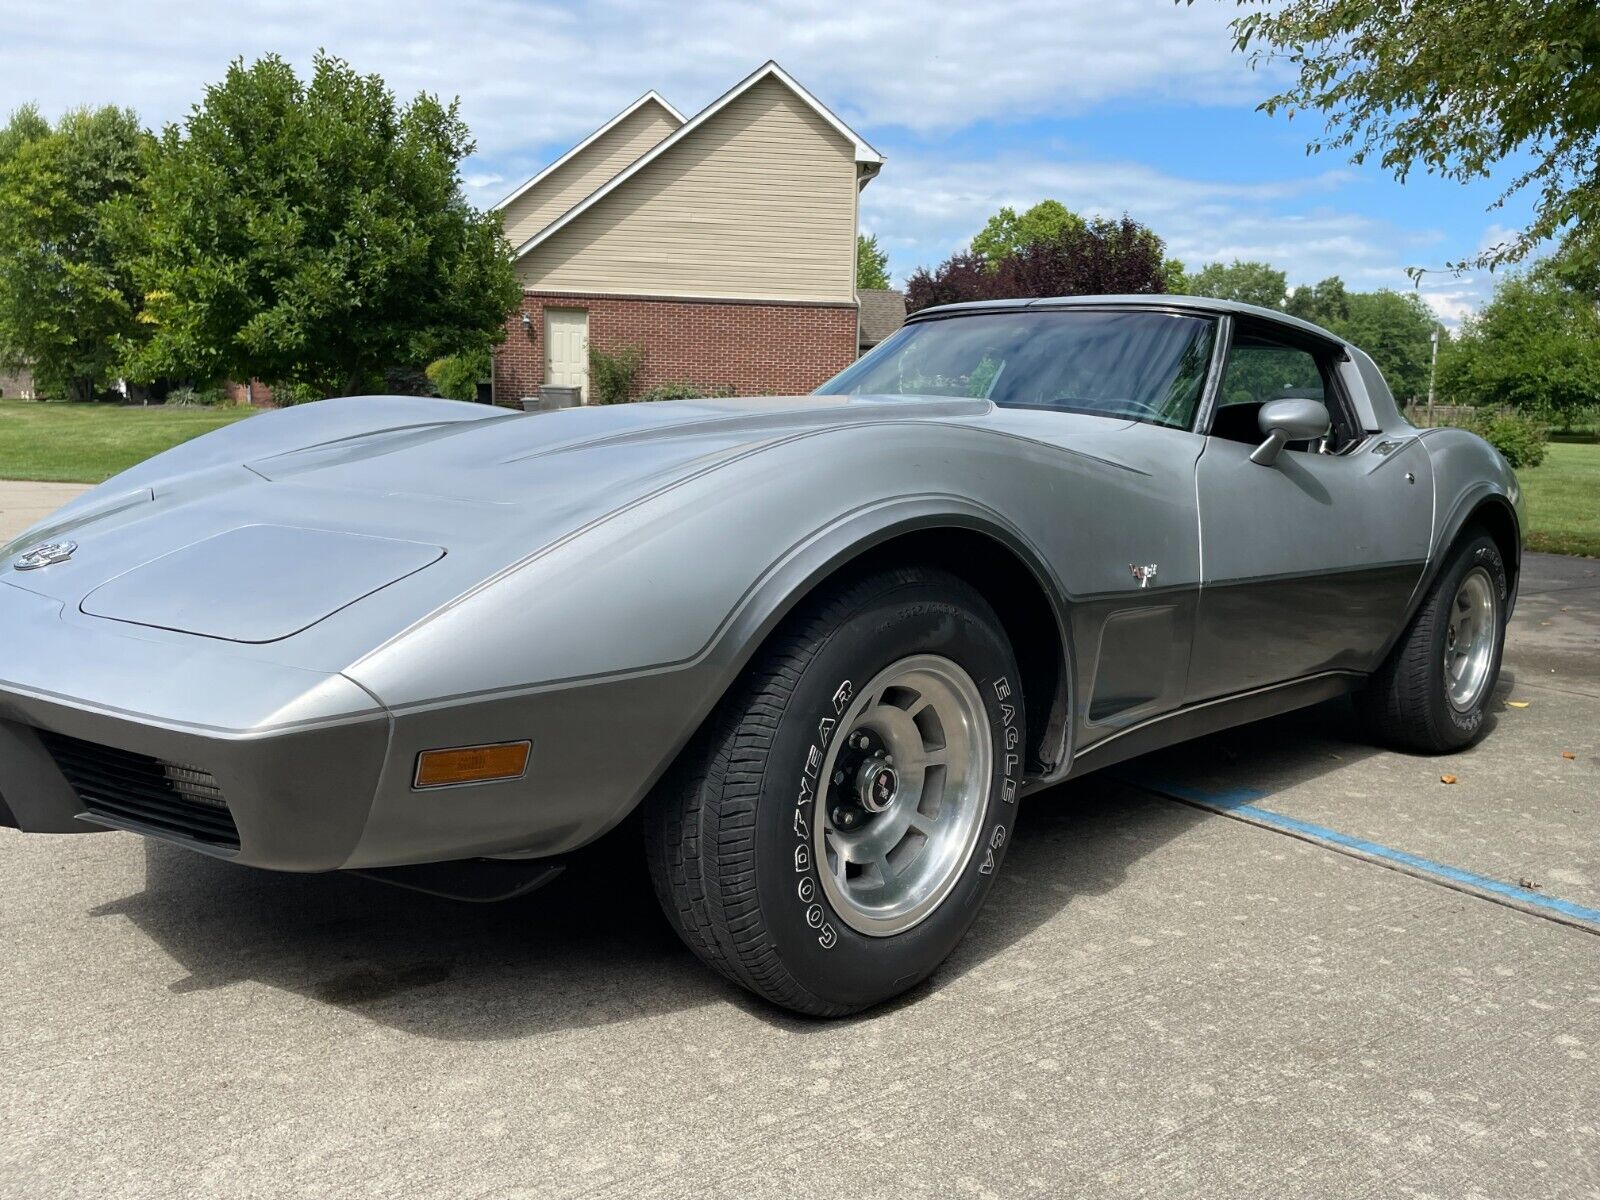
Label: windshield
xmin=818 ymin=309 xmax=1217 ymax=430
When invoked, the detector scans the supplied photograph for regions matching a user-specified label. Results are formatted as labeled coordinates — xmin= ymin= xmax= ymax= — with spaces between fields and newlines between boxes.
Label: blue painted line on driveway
xmin=1123 ymin=772 xmax=1600 ymax=930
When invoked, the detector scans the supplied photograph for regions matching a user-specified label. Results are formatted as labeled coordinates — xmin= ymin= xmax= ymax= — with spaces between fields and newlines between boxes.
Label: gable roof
xmin=511 ymin=61 xmax=883 ymax=260
xmin=857 ymin=289 xmax=907 ymax=347
xmin=491 ymin=91 xmax=686 ymax=214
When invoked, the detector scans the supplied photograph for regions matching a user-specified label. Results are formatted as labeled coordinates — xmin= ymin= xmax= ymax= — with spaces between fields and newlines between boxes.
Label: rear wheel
xmin=1357 ymin=531 xmax=1507 ymax=753
xmin=644 ymin=565 xmax=1024 ymax=1016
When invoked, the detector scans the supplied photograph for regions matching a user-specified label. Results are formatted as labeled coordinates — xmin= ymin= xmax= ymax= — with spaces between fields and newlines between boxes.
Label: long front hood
xmin=244 ymin=393 xmax=987 ymax=504
xmin=2 ymin=396 xmax=986 ymax=674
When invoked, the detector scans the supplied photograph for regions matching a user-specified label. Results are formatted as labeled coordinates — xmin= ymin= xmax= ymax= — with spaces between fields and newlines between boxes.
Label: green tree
xmin=970 ymin=200 xmax=1086 ymax=268
xmin=125 ymin=52 xmax=520 ymax=396
xmin=1337 ymin=290 xmax=1439 ymax=402
xmin=1196 ymin=0 xmax=1600 ymax=273
xmin=0 ymin=104 xmax=49 ymax=160
xmin=856 ymin=232 xmax=891 ymax=290
xmin=1189 ymin=260 xmax=1286 ymax=308
xmin=0 ymin=105 xmax=150 ymax=400
xmin=1438 ymin=267 xmax=1600 ymax=424
xmin=1285 ymin=275 xmax=1351 ymax=327
xmin=908 ymin=215 xmax=1174 ymax=312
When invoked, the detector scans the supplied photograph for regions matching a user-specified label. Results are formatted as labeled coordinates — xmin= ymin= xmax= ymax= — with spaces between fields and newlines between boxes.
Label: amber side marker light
xmin=414 ymin=741 xmax=531 ymax=789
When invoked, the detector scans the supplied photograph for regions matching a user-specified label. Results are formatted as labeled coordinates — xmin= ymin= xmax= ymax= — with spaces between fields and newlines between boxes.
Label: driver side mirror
xmin=1250 ymin=397 xmax=1331 ymax=466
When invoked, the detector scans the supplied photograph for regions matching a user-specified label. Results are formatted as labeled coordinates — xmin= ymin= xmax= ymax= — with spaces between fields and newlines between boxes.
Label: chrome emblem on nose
xmin=14 ymin=540 xmax=77 ymax=570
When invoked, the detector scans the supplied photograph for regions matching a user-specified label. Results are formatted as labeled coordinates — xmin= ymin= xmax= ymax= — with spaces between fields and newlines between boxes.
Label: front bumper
xmin=0 ymin=580 xmax=716 ymax=872
xmin=0 ymin=581 xmax=390 ymax=871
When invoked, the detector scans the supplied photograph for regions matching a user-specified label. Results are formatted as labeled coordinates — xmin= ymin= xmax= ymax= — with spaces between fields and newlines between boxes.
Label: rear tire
xmin=644 ymin=565 xmax=1024 ymax=1016
xmin=1357 ymin=531 xmax=1507 ymax=753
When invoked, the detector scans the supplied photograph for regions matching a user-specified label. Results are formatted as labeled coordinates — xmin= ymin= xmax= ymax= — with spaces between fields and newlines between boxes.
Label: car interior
xmin=1207 ymin=324 xmax=1361 ymax=454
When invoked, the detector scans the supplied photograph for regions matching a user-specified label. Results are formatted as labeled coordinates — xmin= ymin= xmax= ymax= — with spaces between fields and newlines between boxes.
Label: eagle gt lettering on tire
xmin=645 ymin=565 xmax=1023 ymax=1016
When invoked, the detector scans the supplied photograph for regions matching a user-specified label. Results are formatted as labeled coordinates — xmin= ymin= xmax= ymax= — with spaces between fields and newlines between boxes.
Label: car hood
xmin=244 ymin=394 xmax=988 ymax=502
xmin=2 ymin=395 xmax=989 ymax=647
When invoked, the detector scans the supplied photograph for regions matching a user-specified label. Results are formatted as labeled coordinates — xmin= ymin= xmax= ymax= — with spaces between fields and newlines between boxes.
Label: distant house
xmin=491 ymin=61 xmax=883 ymax=404
xmin=856 ymin=289 xmax=906 ymax=354
xmin=0 ymin=363 xmax=37 ymax=400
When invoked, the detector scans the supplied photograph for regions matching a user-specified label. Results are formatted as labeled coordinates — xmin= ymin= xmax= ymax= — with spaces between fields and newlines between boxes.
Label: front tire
xmin=645 ymin=565 xmax=1024 ymax=1016
xmin=1357 ymin=530 xmax=1508 ymax=753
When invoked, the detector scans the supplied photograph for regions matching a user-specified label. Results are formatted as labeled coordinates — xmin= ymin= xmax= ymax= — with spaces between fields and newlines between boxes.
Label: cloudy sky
xmin=0 ymin=0 xmax=1534 ymax=324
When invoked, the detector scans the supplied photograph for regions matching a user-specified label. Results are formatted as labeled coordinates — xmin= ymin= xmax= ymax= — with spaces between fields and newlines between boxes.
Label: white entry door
xmin=544 ymin=308 xmax=589 ymax=402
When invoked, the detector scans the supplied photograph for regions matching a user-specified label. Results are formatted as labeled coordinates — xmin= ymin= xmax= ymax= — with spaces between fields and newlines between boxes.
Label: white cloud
xmin=862 ymin=151 xmax=1496 ymax=325
xmin=0 ymin=0 xmax=1494 ymax=324
xmin=0 ymin=0 xmax=1255 ymax=158
xmin=1416 ymin=285 xmax=1480 ymax=326
xmin=1476 ymin=223 xmax=1519 ymax=259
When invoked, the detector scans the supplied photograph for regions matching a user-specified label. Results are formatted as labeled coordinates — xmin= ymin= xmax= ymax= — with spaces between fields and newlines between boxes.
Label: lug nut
xmin=833 ymin=770 xmax=845 ymax=785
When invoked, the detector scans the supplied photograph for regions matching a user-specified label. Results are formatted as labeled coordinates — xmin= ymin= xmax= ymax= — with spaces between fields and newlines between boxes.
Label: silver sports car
xmin=1 ymin=295 xmax=1521 ymax=1015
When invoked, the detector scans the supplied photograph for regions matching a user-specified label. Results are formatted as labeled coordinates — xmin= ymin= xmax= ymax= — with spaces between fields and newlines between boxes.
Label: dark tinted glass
xmin=818 ymin=310 xmax=1217 ymax=429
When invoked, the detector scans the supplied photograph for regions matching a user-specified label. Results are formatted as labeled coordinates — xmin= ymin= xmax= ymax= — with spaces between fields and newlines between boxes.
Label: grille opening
xmin=38 ymin=731 xmax=239 ymax=850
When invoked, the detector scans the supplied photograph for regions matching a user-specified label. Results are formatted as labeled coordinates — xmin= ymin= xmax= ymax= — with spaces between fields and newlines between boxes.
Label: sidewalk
xmin=0 ymin=481 xmax=91 ymax=542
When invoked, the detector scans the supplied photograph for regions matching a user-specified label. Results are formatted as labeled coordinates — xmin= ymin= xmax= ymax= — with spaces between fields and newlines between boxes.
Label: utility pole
xmin=1427 ymin=326 xmax=1440 ymax=426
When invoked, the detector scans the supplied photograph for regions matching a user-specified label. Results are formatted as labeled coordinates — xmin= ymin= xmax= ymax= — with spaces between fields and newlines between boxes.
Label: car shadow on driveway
xmin=92 ymin=697 xmax=1412 ymax=1038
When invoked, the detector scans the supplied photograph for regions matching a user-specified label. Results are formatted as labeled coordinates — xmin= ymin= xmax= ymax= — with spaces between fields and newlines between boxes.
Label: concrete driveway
xmin=0 ymin=480 xmax=89 ymax=543
xmin=2 ymin=481 xmax=1597 ymax=1198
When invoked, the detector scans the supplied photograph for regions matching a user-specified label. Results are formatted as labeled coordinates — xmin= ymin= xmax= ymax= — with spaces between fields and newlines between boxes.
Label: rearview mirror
xmin=1250 ymin=397 xmax=1332 ymax=466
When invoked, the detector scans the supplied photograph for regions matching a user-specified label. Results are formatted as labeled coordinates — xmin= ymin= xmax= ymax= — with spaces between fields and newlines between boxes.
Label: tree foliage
xmin=1335 ymin=290 xmax=1439 ymax=402
xmin=906 ymin=216 xmax=1172 ymax=313
xmin=970 ymin=200 xmax=1085 ymax=267
xmin=1196 ymin=0 xmax=1600 ymax=272
xmin=0 ymin=105 xmax=150 ymax=400
xmin=856 ymin=232 xmax=891 ymax=290
xmin=1189 ymin=259 xmax=1287 ymax=308
xmin=1191 ymin=262 xmax=1438 ymax=400
xmin=124 ymin=52 xmax=520 ymax=396
xmin=1286 ymin=275 xmax=1350 ymax=326
xmin=1438 ymin=267 xmax=1600 ymax=423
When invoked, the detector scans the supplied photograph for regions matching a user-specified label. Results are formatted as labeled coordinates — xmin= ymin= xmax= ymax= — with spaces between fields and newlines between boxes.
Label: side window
xmin=1209 ymin=330 xmax=1346 ymax=451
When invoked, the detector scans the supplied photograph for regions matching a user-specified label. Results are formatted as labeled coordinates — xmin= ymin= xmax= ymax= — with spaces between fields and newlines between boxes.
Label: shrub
xmin=425 ymin=347 xmax=492 ymax=401
xmin=635 ymin=381 xmax=736 ymax=402
xmin=165 ymin=385 xmax=230 ymax=407
xmin=587 ymin=343 xmax=645 ymax=405
xmin=1470 ymin=409 xmax=1549 ymax=469
xmin=272 ymin=381 xmax=324 ymax=407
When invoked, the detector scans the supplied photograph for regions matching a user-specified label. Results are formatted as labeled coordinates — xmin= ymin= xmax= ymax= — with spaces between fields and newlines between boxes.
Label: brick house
xmin=0 ymin=363 xmax=38 ymax=400
xmin=491 ymin=62 xmax=882 ymax=405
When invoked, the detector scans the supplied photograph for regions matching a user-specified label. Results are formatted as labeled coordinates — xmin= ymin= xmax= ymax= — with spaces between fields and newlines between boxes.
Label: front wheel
xmin=1357 ymin=530 xmax=1508 ymax=753
xmin=644 ymin=565 xmax=1024 ymax=1016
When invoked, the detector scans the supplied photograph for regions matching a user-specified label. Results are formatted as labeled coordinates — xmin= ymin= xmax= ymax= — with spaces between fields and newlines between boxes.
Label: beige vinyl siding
xmin=515 ymin=77 xmax=859 ymax=303
xmin=499 ymin=101 xmax=681 ymax=248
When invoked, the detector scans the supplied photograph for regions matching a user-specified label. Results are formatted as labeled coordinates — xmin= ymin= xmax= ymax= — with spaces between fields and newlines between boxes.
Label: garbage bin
xmin=535 ymin=384 xmax=583 ymax=411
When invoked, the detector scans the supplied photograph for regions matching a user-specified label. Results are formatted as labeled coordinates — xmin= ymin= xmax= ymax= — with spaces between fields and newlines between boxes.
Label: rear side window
xmin=1217 ymin=337 xmax=1324 ymax=408
xmin=1209 ymin=325 xmax=1359 ymax=452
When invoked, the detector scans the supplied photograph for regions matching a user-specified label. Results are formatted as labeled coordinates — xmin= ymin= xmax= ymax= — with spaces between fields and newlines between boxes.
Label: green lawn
xmin=1521 ymin=440 xmax=1600 ymax=558
xmin=0 ymin=399 xmax=259 ymax=483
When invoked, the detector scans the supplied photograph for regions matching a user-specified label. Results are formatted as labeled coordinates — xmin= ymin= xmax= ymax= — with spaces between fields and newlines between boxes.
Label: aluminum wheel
xmin=1444 ymin=565 xmax=1498 ymax=712
xmin=813 ymin=655 xmax=992 ymax=937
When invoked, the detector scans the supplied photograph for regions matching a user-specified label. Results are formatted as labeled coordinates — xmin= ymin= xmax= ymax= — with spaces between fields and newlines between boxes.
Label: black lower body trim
xmin=1065 ymin=671 xmax=1362 ymax=779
